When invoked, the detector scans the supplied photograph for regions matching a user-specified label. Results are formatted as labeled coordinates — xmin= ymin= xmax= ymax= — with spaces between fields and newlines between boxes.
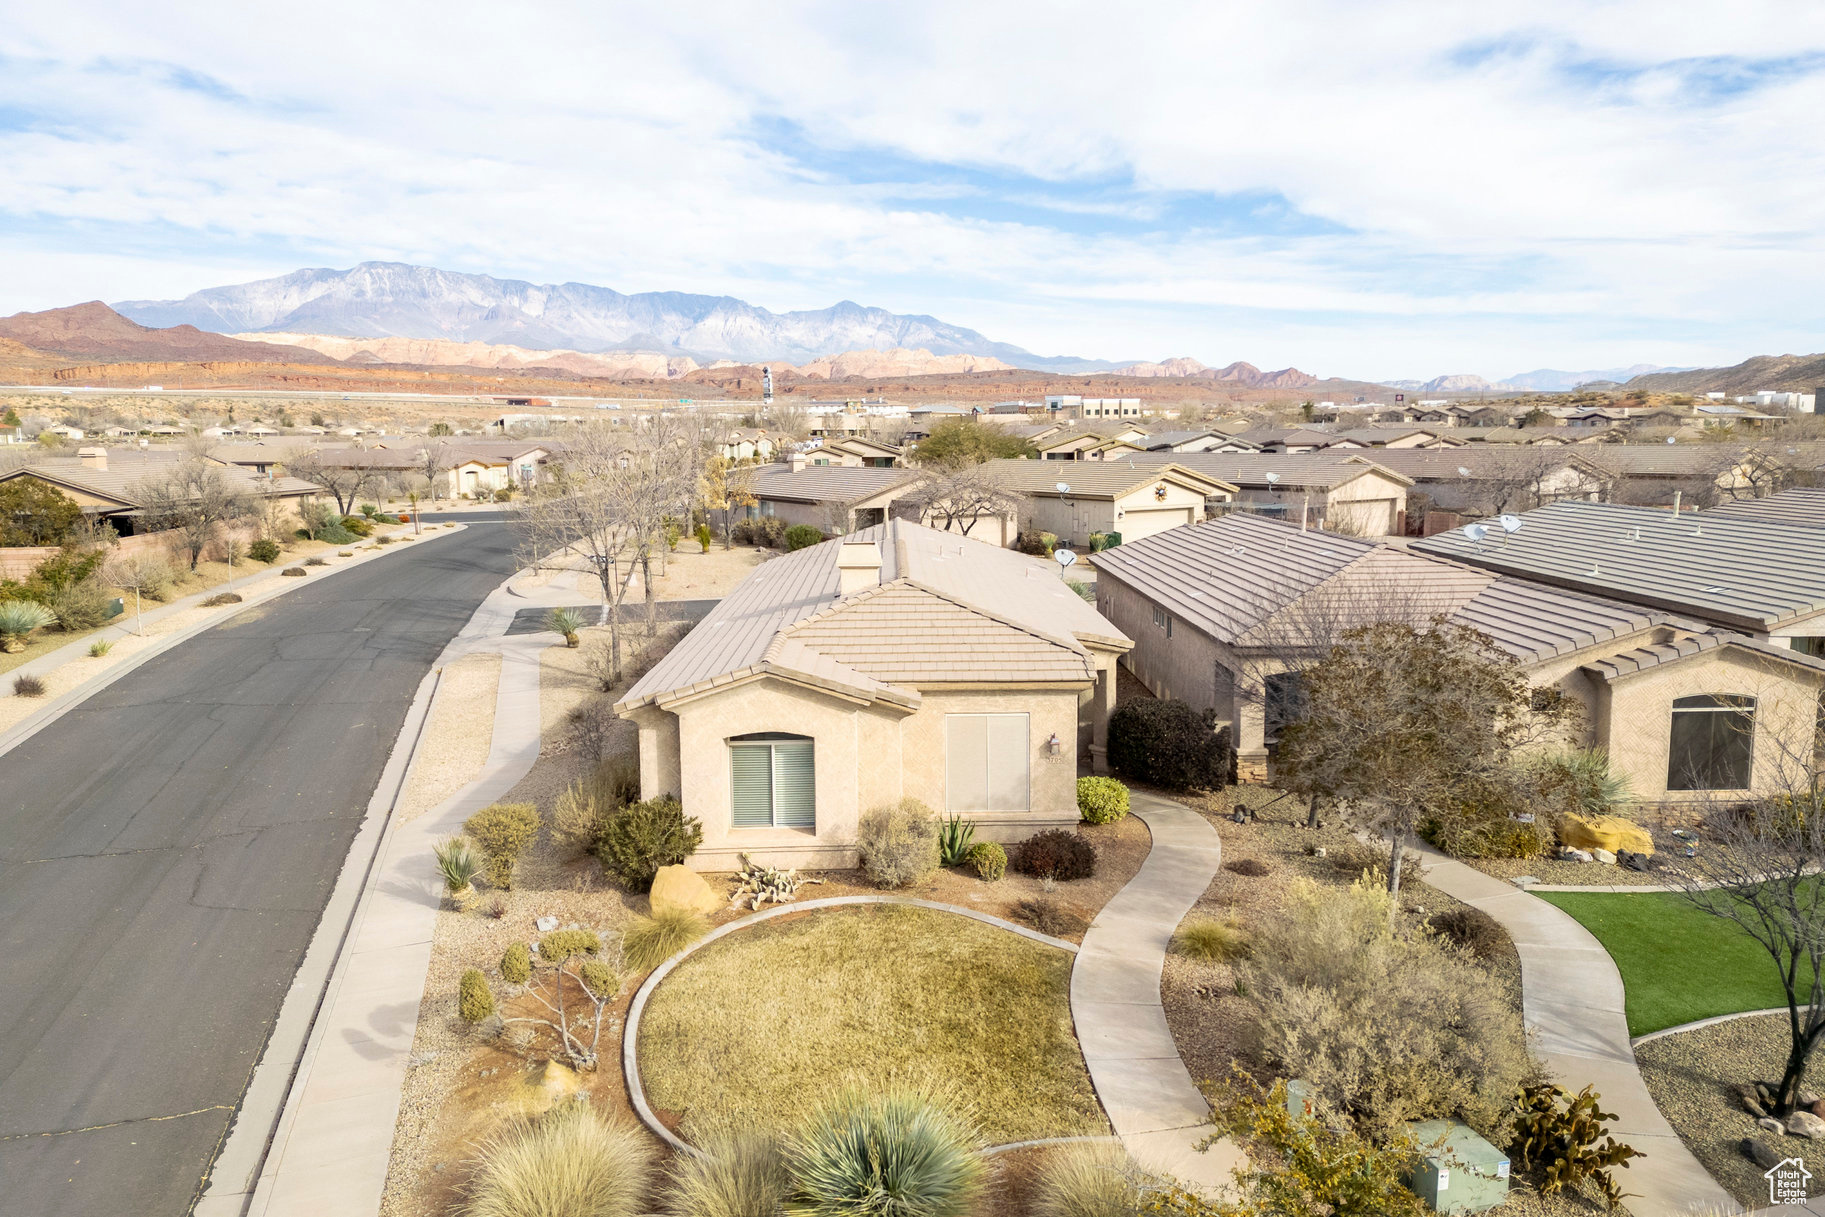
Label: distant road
xmin=0 ymin=520 xmax=520 ymax=1217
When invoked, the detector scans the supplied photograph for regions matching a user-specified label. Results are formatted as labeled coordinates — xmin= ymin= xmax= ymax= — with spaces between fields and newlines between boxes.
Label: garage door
xmin=1118 ymin=507 xmax=1195 ymax=541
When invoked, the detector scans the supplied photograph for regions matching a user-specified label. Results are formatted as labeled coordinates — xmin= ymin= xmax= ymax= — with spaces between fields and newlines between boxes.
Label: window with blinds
xmin=945 ymin=713 xmax=1030 ymax=812
xmin=729 ymin=734 xmax=816 ymax=828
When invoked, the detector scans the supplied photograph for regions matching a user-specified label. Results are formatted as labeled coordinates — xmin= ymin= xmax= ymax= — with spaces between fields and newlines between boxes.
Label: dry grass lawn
xmin=638 ymin=903 xmax=1109 ymax=1146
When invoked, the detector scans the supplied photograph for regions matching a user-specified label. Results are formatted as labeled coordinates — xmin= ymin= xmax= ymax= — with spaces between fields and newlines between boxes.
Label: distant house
xmin=1034 ymin=425 xmax=1151 ymax=461
xmin=1229 ymin=427 xmax=1361 ymax=454
xmin=614 ymin=520 xmax=1133 ymax=868
xmin=1579 ymin=443 xmax=1783 ymax=507
xmin=1361 ymin=448 xmax=1608 ymax=523
xmin=1096 ymin=511 xmax=1825 ymax=799
xmin=43 ymin=424 xmax=86 ymax=440
xmin=1125 ymin=452 xmax=1413 ymax=537
xmin=0 ymin=448 xmax=320 ymax=537
xmin=982 ymin=459 xmax=1234 ymax=547
xmin=1137 ymin=429 xmax=1229 ymax=454
xmin=820 ymin=436 xmax=903 ymax=467
xmin=715 ymin=428 xmax=778 ymax=463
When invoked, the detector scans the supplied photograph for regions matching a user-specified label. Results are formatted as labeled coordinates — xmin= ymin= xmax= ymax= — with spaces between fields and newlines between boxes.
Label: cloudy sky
xmin=3 ymin=2 xmax=1823 ymax=380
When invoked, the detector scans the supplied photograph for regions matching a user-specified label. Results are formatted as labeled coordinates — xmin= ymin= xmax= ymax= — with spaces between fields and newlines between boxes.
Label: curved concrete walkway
xmin=1070 ymin=791 xmax=1237 ymax=1190
xmin=1418 ymin=848 xmax=1740 ymax=1216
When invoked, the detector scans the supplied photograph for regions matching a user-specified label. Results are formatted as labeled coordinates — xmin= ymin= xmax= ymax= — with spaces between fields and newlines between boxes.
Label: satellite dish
xmin=1457 ymin=466 xmax=1472 ymax=477
xmin=1055 ymin=482 xmax=1071 ymax=494
xmin=1055 ymin=548 xmax=1078 ymax=568
xmin=1498 ymin=514 xmax=1523 ymax=534
xmin=1264 ymin=472 xmax=1281 ymax=485
xmin=1666 ymin=436 xmax=1676 ymax=444
xmin=1464 ymin=523 xmax=1489 ymax=543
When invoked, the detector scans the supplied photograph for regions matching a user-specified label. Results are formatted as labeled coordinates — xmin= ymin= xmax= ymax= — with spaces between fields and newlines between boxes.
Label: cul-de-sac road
xmin=0 ymin=519 xmax=520 ymax=1217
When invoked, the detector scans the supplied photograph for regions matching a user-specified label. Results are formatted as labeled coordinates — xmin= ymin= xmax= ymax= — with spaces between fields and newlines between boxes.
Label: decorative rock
xmin=650 ymin=864 xmax=722 ymax=917
xmin=1786 ymin=1110 xmax=1825 ymax=1139
xmin=1559 ymin=847 xmax=1594 ymax=863
xmin=1760 ymin=1117 xmax=1788 ymax=1136
xmin=1593 ymin=849 xmax=1617 ymax=865
xmin=1801 ymin=1090 xmax=1820 ymax=1107
xmin=1811 ymin=1098 xmax=1825 ymax=1120
xmin=535 ymin=915 xmax=558 ymax=933
xmin=1745 ymin=1136 xmax=1785 ymax=1169
xmin=500 ymin=1059 xmax=583 ymax=1116
xmin=1510 ymin=876 xmax=1539 ymax=888
xmin=1312 ymin=846 xmax=1328 ymax=858
xmin=1619 ymin=850 xmax=1653 ymax=872
xmin=1739 ymin=1085 xmax=1768 ymax=1119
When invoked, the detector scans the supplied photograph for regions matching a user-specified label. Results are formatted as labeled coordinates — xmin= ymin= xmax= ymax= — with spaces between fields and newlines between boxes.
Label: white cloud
xmin=2 ymin=2 xmax=1824 ymax=378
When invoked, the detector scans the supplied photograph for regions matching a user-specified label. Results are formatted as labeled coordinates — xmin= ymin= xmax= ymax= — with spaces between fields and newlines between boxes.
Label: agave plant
xmin=0 ymin=600 xmax=55 ymax=653
xmin=432 ymin=836 xmax=481 ymax=896
xmin=937 ymin=813 xmax=976 ymax=867
xmin=546 ymin=607 xmax=586 ymax=648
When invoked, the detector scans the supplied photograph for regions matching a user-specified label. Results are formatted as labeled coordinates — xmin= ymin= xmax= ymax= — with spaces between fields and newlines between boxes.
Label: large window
xmin=1668 ymin=694 xmax=1756 ymax=791
xmin=946 ymin=713 xmax=1030 ymax=812
xmin=730 ymin=734 xmax=815 ymax=828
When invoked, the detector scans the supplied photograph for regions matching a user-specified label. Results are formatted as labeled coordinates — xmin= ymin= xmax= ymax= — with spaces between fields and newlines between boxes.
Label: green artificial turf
xmin=1538 ymin=889 xmax=1810 ymax=1036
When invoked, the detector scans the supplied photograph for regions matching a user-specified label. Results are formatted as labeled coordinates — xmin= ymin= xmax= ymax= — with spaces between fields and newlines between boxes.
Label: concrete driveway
xmin=0 ymin=522 xmax=520 ymax=1217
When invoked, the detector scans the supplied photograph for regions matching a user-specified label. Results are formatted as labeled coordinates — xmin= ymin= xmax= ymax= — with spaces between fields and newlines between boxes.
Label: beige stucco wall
xmin=1019 ymin=479 xmax=1209 ymax=547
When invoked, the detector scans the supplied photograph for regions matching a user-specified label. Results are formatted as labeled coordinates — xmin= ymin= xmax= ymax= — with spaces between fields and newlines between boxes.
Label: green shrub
xmin=1173 ymin=917 xmax=1249 ymax=962
xmin=966 ymin=841 xmax=1006 ymax=882
xmin=663 ymin=1133 xmax=788 ymax=1217
xmin=594 ymin=796 xmax=703 ymax=891
xmin=459 ymin=969 xmax=494 ymax=1023
xmin=579 ymin=960 xmax=620 ymax=1001
xmin=1105 ymin=698 xmax=1234 ymax=791
xmin=731 ymin=517 xmax=788 ymax=548
xmin=466 ymin=801 xmax=542 ymax=889
xmin=341 ymin=514 xmax=375 ymax=537
xmin=1031 ymin=1143 xmax=1147 ymax=1217
xmin=1012 ymin=830 xmax=1097 ymax=881
xmin=502 ymin=941 xmax=532 ymax=984
xmin=540 ymin=929 xmax=601 ymax=962
xmin=359 ymin=502 xmax=380 ymax=518
xmin=553 ymin=758 xmax=641 ymax=858
xmin=784 ymin=524 xmax=824 ymax=552
xmin=433 ymin=836 xmax=481 ymax=894
xmin=88 ymin=638 xmax=113 ymax=657
xmin=464 ymin=1101 xmax=654 ymax=1217
xmin=280 ymin=566 xmax=306 ymax=577
xmin=937 ymin=813 xmax=975 ymax=866
xmin=43 ymin=578 xmax=114 ymax=631
xmin=1013 ymin=529 xmax=1054 ymax=556
xmin=856 ymin=798 xmax=941 ymax=888
xmin=695 ymin=523 xmax=713 ymax=554
xmin=0 ymin=599 xmax=55 ymax=651
xmin=248 ymin=538 xmax=282 ymax=563
xmin=1419 ymin=811 xmax=1550 ymax=859
xmin=304 ymin=520 xmax=357 ymax=544
xmin=623 ymin=907 xmax=710 ymax=972
xmin=546 ymin=607 xmax=586 ymax=644
xmin=1076 ymin=776 xmax=1129 ymax=825
xmin=785 ymin=1088 xmax=983 ymax=1217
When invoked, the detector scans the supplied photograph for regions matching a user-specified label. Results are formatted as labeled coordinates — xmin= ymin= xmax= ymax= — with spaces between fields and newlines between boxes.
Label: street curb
xmin=0 ymin=524 xmax=465 ymax=764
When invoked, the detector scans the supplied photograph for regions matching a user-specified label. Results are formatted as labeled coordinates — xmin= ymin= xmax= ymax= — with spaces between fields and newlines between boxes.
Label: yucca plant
xmin=434 ymin=836 xmax=482 ymax=897
xmin=89 ymin=638 xmax=114 ymax=657
xmin=785 ymin=1088 xmax=983 ymax=1217
xmin=464 ymin=1101 xmax=653 ymax=1217
xmin=0 ymin=600 xmax=55 ymax=653
xmin=663 ymin=1133 xmax=789 ymax=1217
xmin=547 ymin=607 xmax=586 ymax=648
xmin=936 ymin=813 xmax=976 ymax=868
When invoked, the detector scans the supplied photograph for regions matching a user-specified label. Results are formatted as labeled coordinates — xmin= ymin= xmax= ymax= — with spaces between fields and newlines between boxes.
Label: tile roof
xmin=750 ymin=464 xmax=920 ymax=504
xmin=617 ymin=518 xmax=1129 ymax=713
xmin=1117 ymin=451 xmax=1415 ymax=490
xmin=1362 ymin=447 xmax=1601 ymax=482
xmin=1412 ymin=498 xmax=1825 ymax=632
xmin=3 ymin=453 xmax=319 ymax=506
xmin=1576 ymin=444 xmax=1761 ymax=477
xmin=1581 ymin=632 xmax=1825 ymax=681
xmin=1090 ymin=512 xmax=1665 ymax=663
xmin=1138 ymin=430 xmax=1221 ymax=450
xmin=981 ymin=459 xmax=1235 ymax=498
xmin=1703 ymin=488 xmax=1825 ymax=530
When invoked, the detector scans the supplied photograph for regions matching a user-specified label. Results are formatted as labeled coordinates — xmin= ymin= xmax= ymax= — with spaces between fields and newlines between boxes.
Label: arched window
xmin=1668 ymin=694 xmax=1756 ymax=791
xmin=729 ymin=733 xmax=815 ymax=828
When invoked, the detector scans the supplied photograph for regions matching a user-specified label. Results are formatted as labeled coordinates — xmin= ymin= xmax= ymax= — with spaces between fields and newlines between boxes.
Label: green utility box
xmin=1407 ymin=1119 xmax=1510 ymax=1213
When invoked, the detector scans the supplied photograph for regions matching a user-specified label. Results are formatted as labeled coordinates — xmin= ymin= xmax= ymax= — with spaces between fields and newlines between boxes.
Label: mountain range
xmin=1380 ymin=365 xmax=1692 ymax=394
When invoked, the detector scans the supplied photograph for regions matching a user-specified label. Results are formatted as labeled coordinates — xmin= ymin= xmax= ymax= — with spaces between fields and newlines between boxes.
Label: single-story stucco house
xmin=615 ymin=519 xmax=1133 ymax=869
xmin=1126 ymin=452 xmax=1414 ymax=538
xmin=1092 ymin=512 xmax=1825 ymax=802
xmin=983 ymin=459 xmax=1235 ymax=547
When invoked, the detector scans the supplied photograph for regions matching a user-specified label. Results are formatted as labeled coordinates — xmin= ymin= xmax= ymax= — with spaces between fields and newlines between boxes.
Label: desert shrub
xmin=341 ymin=514 xmax=375 ymax=537
xmin=1012 ymin=897 xmax=1087 ymax=938
xmin=785 ymin=1088 xmax=983 ymax=1217
xmin=309 ymin=519 xmax=357 ymax=544
xmin=731 ymin=517 xmax=788 ymax=548
xmin=1031 ymin=1142 xmax=1148 ymax=1217
xmin=1013 ymin=528 xmax=1054 ymax=556
xmin=466 ymin=801 xmax=542 ymax=889
xmin=1325 ymin=837 xmax=1425 ymax=884
xmin=966 ymin=841 xmax=1006 ymax=882
xmin=88 ymin=639 xmax=113 ymax=657
xmin=1530 ymin=747 xmax=1633 ymax=821
xmin=248 ymin=538 xmax=281 ymax=563
xmin=856 ymin=798 xmax=941 ymax=888
xmin=594 ymin=796 xmax=703 ymax=891
xmin=1224 ymin=857 xmax=1271 ymax=877
xmin=1076 ymin=776 xmax=1129 ymax=825
xmin=1419 ymin=795 xmax=1552 ymax=859
xmin=464 ymin=1101 xmax=654 ymax=1217
xmin=553 ymin=758 xmax=641 ymax=855
xmin=579 ymin=960 xmax=620 ymax=1001
xmin=784 ymin=524 xmax=824 ymax=552
xmin=0 ymin=599 xmax=55 ymax=651
xmin=281 ymin=566 xmax=306 ymax=577
xmin=1240 ymin=877 xmax=1529 ymax=1142
xmin=459 ymin=969 xmax=494 ymax=1024
xmin=1106 ymin=699 xmax=1234 ymax=791
xmin=43 ymin=578 xmax=114 ymax=631
xmin=1427 ymin=906 xmax=1507 ymax=960
xmin=359 ymin=502 xmax=380 ymax=518
xmin=623 ymin=907 xmax=710 ymax=972
xmin=105 ymin=550 xmax=178 ymax=601
xmin=1510 ymin=1083 xmax=1641 ymax=1208
xmin=663 ymin=1133 xmax=789 ymax=1217
xmin=374 ymin=535 xmax=395 ymax=545
xmin=540 ymin=929 xmax=601 ymax=962
xmin=433 ymin=836 xmax=481 ymax=894
xmin=1173 ymin=917 xmax=1249 ymax=962
xmin=304 ymin=555 xmax=327 ymax=567
xmin=502 ymin=941 xmax=532 ymax=984
xmin=695 ymin=523 xmax=713 ymax=553
xmin=937 ymin=813 xmax=976 ymax=866
xmin=546 ymin=607 xmax=586 ymax=644
xmin=1012 ymin=829 xmax=1097 ymax=881
xmin=13 ymin=673 xmax=47 ymax=697
xmin=202 ymin=591 xmax=244 ymax=606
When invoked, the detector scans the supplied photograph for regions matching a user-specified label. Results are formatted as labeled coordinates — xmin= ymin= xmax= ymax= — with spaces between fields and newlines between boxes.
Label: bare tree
xmin=285 ymin=449 xmax=375 ymax=514
xmin=137 ymin=459 xmax=257 ymax=570
xmin=699 ymin=456 xmax=757 ymax=548
xmin=416 ymin=443 xmax=452 ymax=502
xmin=903 ymin=466 xmax=1019 ymax=538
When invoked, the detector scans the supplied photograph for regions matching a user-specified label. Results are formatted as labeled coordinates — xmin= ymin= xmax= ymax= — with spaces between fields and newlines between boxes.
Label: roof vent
xmin=836 ymin=540 xmax=882 ymax=595
xmin=78 ymin=446 xmax=108 ymax=471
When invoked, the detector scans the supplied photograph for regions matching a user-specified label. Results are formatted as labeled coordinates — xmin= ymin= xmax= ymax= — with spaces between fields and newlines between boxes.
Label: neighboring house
xmin=1363 ymin=448 xmax=1608 ymax=522
xmin=749 ymin=464 xmax=923 ymax=532
xmin=1230 ymin=427 xmax=1363 ymax=454
xmin=982 ymin=459 xmax=1234 ymax=547
xmin=307 ymin=440 xmax=553 ymax=497
xmin=44 ymin=424 xmax=86 ymax=440
xmin=1094 ymin=512 xmax=1825 ymax=800
xmin=1705 ymin=487 xmax=1825 ymax=530
xmin=715 ymin=429 xmax=778 ymax=462
xmin=0 ymin=448 xmax=320 ymax=536
xmin=207 ymin=439 xmax=321 ymax=475
xmin=1414 ymin=499 xmax=1825 ymax=653
xmin=1126 ymin=452 xmax=1413 ymax=537
xmin=819 ymin=436 xmax=903 ymax=467
xmin=1471 ymin=427 xmax=1584 ymax=447
xmin=1137 ymin=429 xmax=1229 ymax=454
xmin=1034 ymin=425 xmax=1151 ymax=461
xmin=1328 ymin=428 xmax=1462 ymax=449
xmin=1579 ymin=443 xmax=1783 ymax=507
xmin=1694 ymin=404 xmax=1781 ymax=428
xmin=614 ymin=520 xmax=1134 ymax=869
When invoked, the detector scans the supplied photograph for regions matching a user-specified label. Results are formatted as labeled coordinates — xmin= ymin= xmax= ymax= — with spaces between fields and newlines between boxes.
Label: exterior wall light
xmin=1046 ymin=733 xmax=1062 ymax=756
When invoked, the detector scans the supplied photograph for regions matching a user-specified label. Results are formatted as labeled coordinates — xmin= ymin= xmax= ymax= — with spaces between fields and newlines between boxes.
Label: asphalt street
xmin=0 ymin=519 xmax=520 ymax=1217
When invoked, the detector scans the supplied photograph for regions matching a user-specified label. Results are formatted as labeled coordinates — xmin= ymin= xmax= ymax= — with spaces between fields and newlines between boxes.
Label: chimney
xmin=789 ymin=451 xmax=808 ymax=472
xmin=836 ymin=540 xmax=882 ymax=595
xmin=78 ymin=446 xmax=108 ymax=471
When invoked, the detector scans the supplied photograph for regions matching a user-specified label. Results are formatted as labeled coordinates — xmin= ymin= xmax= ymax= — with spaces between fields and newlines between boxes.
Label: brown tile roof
xmin=1120 ymin=451 xmax=1415 ymax=491
xmin=2 ymin=454 xmax=319 ymax=506
xmin=981 ymin=459 xmax=1235 ymax=498
xmin=750 ymin=464 xmax=921 ymax=504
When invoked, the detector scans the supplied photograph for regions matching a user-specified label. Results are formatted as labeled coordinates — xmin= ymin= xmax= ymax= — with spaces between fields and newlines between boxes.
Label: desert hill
xmin=1625 ymin=353 xmax=1825 ymax=395
xmin=0 ymin=303 xmax=338 ymax=365
xmin=1111 ymin=356 xmax=1319 ymax=388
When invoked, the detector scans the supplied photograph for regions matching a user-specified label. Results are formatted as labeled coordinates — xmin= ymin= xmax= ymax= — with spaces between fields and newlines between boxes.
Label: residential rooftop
xmin=749 ymin=464 xmax=919 ymax=503
xmin=1119 ymin=451 xmax=1415 ymax=491
xmin=981 ymin=458 xmax=1236 ymax=498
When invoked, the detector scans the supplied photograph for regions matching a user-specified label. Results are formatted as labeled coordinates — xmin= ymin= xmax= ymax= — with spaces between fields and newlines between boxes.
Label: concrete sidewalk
xmin=1069 ymin=791 xmax=1238 ymax=1189
xmin=1420 ymin=849 xmax=1739 ymax=1216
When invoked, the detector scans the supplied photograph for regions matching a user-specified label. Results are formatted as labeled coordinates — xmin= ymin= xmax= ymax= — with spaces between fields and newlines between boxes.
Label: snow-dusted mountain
xmin=1502 ymin=365 xmax=1690 ymax=392
xmin=114 ymin=262 xmax=1118 ymax=372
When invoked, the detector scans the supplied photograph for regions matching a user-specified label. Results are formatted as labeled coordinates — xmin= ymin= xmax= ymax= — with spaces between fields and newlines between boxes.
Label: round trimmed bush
xmin=965 ymin=841 xmax=1006 ymax=882
xmin=784 ymin=524 xmax=824 ymax=552
xmin=594 ymin=796 xmax=703 ymax=891
xmin=458 ymin=968 xmax=494 ymax=1023
xmin=856 ymin=798 xmax=941 ymax=888
xmin=1076 ymin=776 xmax=1130 ymax=825
xmin=466 ymin=801 xmax=542 ymax=889
xmin=501 ymin=941 xmax=532 ymax=984
xmin=539 ymin=929 xmax=601 ymax=962
xmin=1012 ymin=830 xmax=1097 ymax=882
xmin=248 ymin=538 xmax=282 ymax=563
xmin=1105 ymin=698 xmax=1234 ymax=791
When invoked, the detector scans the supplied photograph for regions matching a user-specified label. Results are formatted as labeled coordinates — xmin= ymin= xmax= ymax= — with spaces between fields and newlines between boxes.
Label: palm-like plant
xmin=432 ymin=836 xmax=481 ymax=896
xmin=546 ymin=607 xmax=586 ymax=649
xmin=0 ymin=600 xmax=55 ymax=653
xmin=1535 ymin=748 xmax=1634 ymax=818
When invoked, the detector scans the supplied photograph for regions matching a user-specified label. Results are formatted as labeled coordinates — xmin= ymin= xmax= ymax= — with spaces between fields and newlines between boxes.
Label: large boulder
xmin=1745 ymin=1136 xmax=1785 ymax=1169
xmin=1561 ymin=814 xmax=1655 ymax=857
xmin=650 ymin=864 xmax=722 ymax=917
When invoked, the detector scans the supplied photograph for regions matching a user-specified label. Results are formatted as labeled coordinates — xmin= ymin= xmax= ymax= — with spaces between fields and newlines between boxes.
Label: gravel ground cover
xmin=1637 ymin=1012 xmax=1825 ymax=1207
xmin=396 ymin=652 xmax=500 ymax=822
xmin=1469 ymin=855 xmax=1674 ymax=888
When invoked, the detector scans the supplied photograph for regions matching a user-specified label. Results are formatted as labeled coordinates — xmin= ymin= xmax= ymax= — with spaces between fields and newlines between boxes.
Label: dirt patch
xmin=397 ymin=652 xmax=502 ymax=822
